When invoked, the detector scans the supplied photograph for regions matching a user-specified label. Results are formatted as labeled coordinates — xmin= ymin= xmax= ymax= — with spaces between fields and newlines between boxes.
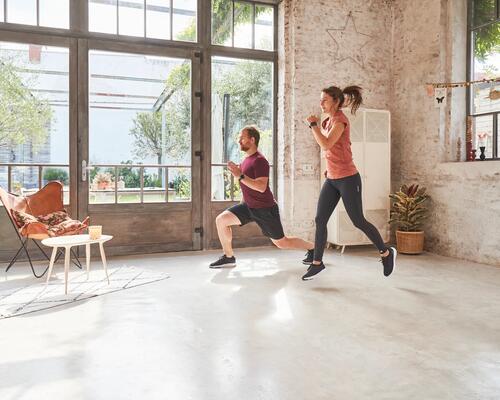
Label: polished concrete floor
xmin=1 ymin=246 xmax=500 ymax=400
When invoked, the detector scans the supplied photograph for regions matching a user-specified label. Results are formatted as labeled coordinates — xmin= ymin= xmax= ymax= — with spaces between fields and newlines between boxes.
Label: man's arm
xmin=239 ymin=176 xmax=268 ymax=193
xmin=227 ymin=161 xmax=269 ymax=193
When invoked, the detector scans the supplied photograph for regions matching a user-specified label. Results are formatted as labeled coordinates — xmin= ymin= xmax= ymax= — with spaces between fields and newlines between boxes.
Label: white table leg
xmin=46 ymin=247 xmax=58 ymax=284
xmin=86 ymin=243 xmax=91 ymax=279
xmin=99 ymin=242 xmax=110 ymax=284
xmin=64 ymin=246 xmax=70 ymax=295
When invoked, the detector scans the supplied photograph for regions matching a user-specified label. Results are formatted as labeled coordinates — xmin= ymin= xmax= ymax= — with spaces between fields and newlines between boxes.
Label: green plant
xmin=43 ymin=168 xmax=69 ymax=185
xmin=389 ymin=184 xmax=430 ymax=232
xmin=172 ymin=172 xmax=191 ymax=198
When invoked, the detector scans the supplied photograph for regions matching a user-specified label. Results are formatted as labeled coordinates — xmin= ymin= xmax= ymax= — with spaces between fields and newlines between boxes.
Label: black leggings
xmin=314 ymin=173 xmax=387 ymax=262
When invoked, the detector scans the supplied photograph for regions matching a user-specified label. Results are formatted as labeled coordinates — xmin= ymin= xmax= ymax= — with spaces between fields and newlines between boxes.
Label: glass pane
xmin=212 ymin=0 xmax=232 ymax=46
xmin=119 ymin=0 xmax=144 ymax=37
xmin=212 ymin=166 xmax=235 ymax=201
xmin=143 ymin=166 xmax=166 ymax=203
xmin=211 ymin=57 xmax=274 ymax=168
xmin=172 ymin=0 xmax=196 ymax=42
xmin=89 ymin=51 xmax=191 ymax=205
xmin=146 ymin=0 xmax=170 ymax=40
xmin=42 ymin=166 xmax=70 ymax=204
xmin=473 ymin=115 xmax=494 ymax=159
xmin=0 ymin=42 xmax=69 ymax=199
xmin=473 ymin=0 xmax=497 ymax=27
xmin=89 ymin=0 xmax=118 ymax=34
xmin=255 ymin=5 xmax=273 ymax=51
xmin=168 ymin=167 xmax=191 ymax=201
xmin=11 ymin=166 xmax=38 ymax=196
xmin=117 ymin=165 xmax=141 ymax=203
xmin=234 ymin=1 xmax=253 ymax=49
xmin=39 ymin=0 xmax=69 ymax=29
xmin=0 ymin=1 xmax=5 ymax=22
xmin=7 ymin=0 xmax=36 ymax=25
xmin=472 ymin=22 xmax=500 ymax=114
xmin=0 ymin=167 xmax=7 ymax=192
xmin=89 ymin=167 xmax=116 ymax=204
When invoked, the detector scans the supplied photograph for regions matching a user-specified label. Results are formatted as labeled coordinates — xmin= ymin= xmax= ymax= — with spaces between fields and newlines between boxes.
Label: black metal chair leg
xmin=21 ymin=238 xmax=49 ymax=278
xmin=69 ymin=248 xmax=82 ymax=269
xmin=5 ymin=244 xmax=25 ymax=273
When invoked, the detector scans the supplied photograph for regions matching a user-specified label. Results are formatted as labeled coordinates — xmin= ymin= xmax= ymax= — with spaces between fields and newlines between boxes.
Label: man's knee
xmin=216 ymin=212 xmax=229 ymax=227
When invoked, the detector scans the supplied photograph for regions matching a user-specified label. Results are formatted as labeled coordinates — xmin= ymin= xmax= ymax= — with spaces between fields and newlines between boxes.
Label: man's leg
xmin=215 ymin=210 xmax=242 ymax=257
xmin=271 ymin=236 xmax=313 ymax=251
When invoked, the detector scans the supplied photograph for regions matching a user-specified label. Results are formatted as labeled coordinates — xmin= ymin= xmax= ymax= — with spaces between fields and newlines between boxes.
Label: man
xmin=210 ymin=125 xmax=315 ymax=269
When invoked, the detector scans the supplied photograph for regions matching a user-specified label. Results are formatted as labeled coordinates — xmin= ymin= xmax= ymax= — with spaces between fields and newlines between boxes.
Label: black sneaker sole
xmin=209 ymin=263 xmax=236 ymax=269
xmin=384 ymin=247 xmax=397 ymax=277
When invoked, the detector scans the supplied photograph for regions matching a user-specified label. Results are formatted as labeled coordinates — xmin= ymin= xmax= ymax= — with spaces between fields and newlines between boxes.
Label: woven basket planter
xmin=396 ymin=231 xmax=424 ymax=254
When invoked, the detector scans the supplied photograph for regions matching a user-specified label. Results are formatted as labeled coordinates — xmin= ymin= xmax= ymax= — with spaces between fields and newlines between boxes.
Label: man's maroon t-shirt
xmin=240 ymin=151 xmax=275 ymax=209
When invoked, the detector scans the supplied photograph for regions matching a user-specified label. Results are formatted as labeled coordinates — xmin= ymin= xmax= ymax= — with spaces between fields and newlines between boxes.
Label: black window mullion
xmin=494 ymin=113 xmax=498 ymax=159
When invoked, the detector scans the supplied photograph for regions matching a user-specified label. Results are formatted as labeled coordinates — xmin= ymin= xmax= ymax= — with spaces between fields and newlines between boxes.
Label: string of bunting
xmin=426 ymin=76 xmax=499 ymax=89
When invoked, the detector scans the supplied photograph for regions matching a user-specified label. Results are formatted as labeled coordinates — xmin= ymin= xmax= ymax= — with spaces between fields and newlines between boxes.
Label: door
xmin=77 ymin=39 xmax=202 ymax=256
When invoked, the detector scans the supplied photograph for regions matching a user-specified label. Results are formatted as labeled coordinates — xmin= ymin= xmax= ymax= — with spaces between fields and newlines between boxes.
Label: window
xmin=211 ymin=57 xmax=274 ymax=201
xmin=468 ymin=0 xmax=500 ymax=159
xmin=0 ymin=0 xmax=69 ymax=29
xmin=88 ymin=51 xmax=192 ymax=204
xmin=89 ymin=0 xmax=197 ymax=42
xmin=212 ymin=0 xmax=274 ymax=50
xmin=0 ymin=42 xmax=70 ymax=203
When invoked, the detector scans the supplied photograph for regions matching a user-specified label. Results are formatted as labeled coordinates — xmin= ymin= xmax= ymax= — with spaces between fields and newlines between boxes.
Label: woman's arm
xmin=310 ymin=121 xmax=345 ymax=150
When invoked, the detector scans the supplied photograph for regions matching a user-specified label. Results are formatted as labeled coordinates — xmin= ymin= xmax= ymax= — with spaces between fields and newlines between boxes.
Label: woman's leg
xmin=339 ymin=174 xmax=387 ymax=253
xmin=313 ymin=180 xmax=341 ymax=263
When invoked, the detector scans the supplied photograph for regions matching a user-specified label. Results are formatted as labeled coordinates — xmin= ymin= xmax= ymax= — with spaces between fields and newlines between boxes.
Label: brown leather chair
xmin=0 ymin=181 xmax=88 ymax=277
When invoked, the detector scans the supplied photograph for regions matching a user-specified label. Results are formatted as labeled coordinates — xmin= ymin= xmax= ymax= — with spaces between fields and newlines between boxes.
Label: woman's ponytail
xmin=342 ymin=86 xmax=363 ymax=114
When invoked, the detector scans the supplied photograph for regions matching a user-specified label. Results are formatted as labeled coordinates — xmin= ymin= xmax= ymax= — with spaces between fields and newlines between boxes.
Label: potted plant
xmin=389 ymin=184 xmax=430 ymax=254
xmin=93 ymin=172 xmax=113 ymax=190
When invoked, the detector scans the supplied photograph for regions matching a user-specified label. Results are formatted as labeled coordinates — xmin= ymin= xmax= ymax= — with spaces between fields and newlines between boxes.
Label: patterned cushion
xmin=11 ymin=209 xmax=89 ymax=237
xmin=37 ymin=210 xmax=70 ymax=226
xmin=11 ymin=209 xmax=38 ymax=229
xmin=47 ymin=219 xmax=88 ymax=237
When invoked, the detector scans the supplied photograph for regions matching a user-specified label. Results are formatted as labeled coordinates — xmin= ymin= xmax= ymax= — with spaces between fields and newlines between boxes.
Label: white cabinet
xmin=319 ymin=108 xmax=391 ymax=250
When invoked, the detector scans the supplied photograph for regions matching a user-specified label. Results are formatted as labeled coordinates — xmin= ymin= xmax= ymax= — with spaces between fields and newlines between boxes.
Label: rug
xmin=0 ymin=265 xmax=170 ymax=319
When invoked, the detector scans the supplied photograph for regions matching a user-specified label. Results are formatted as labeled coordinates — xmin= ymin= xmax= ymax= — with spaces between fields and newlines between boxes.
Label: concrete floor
xmin=1 ymin=246 xmax=500 ymax=400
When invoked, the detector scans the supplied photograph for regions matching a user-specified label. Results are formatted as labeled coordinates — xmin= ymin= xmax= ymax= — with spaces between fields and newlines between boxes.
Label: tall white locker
xmin=319 ymin=108 xmax=391 ymax=251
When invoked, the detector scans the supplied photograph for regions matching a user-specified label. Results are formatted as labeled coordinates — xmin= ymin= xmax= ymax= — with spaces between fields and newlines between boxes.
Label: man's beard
xmin=240 ymin=145 xmax=249 ymax=151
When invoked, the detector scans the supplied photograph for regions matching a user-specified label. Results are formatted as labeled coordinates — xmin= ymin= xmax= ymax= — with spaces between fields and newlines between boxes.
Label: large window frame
xmin=466 ymin=0 xmax=500 ymax=160
xmin=0 ymin=0 xmax=279 ymax=251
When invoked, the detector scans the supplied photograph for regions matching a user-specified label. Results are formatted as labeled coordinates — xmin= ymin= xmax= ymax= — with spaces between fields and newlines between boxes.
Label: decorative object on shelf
xmin=477 ymin=132 xmax=488 ymax=161
xmin=425 ymin=76 xmax=500 ymax=89
xmin=487 ymin=88 xmax=500 ymax=100
xmin=466 ymin=116 xmax=473 ymax=161
xmin=479 ymin=146 xmax=486 ymax=161
xmin=471 ymin=149 xmax=477 ymax=160
xmin=326 ymin=11 xmax=374 ymax=68
xmin=434 ymin=88 xmax=446 ymax=108
xmin=456 ymin=137 xmax=462 ymax=162
xmin=389 ymin=184 xmax=430 ymax=255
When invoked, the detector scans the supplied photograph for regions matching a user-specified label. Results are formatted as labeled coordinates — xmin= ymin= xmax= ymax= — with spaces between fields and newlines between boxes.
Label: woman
xmin=302 ymin=85 xmax=396 ymax=280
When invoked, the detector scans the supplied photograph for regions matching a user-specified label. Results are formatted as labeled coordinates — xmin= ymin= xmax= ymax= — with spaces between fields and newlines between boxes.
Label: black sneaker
xmin=209 ymin=255 xmax=236 ymax=269
xmin=301 ymin=262 xmax=325 ymax=280
xmin=381 ymin=247 xmax=397 ymax=277
xmin=302 ymin=249 xmax=314 ymax=265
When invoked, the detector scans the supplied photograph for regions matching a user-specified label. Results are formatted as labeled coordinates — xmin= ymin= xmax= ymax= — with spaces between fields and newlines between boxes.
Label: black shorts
xmin=228 ymin=203 xmax=285 ymax=240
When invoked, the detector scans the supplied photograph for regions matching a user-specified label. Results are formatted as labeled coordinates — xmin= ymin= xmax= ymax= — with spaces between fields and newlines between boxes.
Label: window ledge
xmin=437 ymin=160 xmax=500 ymax=178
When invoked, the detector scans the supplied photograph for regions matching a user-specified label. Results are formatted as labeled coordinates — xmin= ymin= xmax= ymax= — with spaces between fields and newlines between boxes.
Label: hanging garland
xmin=425 ymin=76 xmax=499 ymax=89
